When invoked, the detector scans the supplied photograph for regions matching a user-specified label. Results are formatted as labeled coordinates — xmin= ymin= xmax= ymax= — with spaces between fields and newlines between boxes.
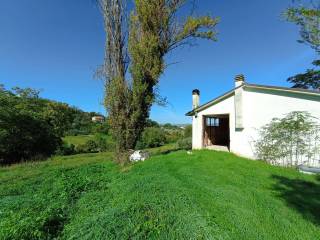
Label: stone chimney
xmin=235 ymin=74 xmax=245 ymax=88
xmin=192 ymin=89 xmax=200 ymax=109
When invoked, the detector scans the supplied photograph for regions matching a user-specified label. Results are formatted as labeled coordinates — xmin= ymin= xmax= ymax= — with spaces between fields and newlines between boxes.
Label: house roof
xmin=185 ymin=83 xmax=320 ymax=116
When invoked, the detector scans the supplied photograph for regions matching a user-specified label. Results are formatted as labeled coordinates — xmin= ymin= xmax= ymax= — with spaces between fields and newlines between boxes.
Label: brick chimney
xmin=192 ymin=89 xmax=200 ymax=109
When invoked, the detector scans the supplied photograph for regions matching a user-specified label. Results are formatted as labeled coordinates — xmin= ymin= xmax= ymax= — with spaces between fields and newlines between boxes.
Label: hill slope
xmin=0 ymin=150 xmax=319 ymax=239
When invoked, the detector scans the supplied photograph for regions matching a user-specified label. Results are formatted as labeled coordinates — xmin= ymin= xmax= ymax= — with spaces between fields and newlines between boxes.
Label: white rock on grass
xmin=129 ymin=150 xmax=150 ymax=162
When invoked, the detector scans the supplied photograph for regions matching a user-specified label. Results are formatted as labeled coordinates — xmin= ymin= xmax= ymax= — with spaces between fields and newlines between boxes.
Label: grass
xmin=63 ymin=135 xmax=95 ymax=146
xmin=147 ymin=143 xmax=177 ymax=155
xmin=63 ymin=134 xmax=113 ymax=147
xmin=0 ymin=150 xmax=320 ymax=239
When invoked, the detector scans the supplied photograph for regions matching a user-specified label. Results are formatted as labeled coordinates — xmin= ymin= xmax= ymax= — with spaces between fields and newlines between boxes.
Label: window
xmin=206 ymin=117 xmax=219 ymax=127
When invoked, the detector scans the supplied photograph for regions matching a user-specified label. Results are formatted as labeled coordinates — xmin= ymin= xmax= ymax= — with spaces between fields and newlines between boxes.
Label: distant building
xmin=92 ymin=115 xmax=105 ymax=123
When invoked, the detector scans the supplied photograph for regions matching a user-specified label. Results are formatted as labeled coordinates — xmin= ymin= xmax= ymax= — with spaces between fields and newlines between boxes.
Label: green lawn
xmin=63 ymin=135 xmax=95 ymax=146
xmin=0 ymin=150 xmax=319 ymax=239
xmin=63 ymin=134 xmax=113 ymax=147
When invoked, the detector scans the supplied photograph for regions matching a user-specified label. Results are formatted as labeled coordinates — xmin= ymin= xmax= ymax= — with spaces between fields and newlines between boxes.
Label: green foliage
xmin=93 ymin=133 xmax=111 ymax=152
xmin=176 ymin=137 xmax=192 ymax=150
xmin=163 ymin=127 xmax=183 ymax=143
xmin=175 ymin=16 xmax=219 ymax=42
xmin=42 ymin=101 xmax=74 ymax=137
xmin=1 ymin=151 xmax=320 ymax=239
xmin=104 ymin=74 xmax=130 ymax=155
xmin=98 ymin=0 xmax=130 ymax=162
xmin=11 ymin=86 xmax=41 ymax=98
xmin=255 ymin=111 xmax=320 ymax=166
xmin=162 ymin=123 xmax=178 ymax=129
xmin=284 ymin=0 xmax=320 ymax=53
xmin=84 ymin=140 xmax=99 ymax=152
xmin=63 ymin=135 xmax=95 ymax=147
xmin=92 ymin=122 xmax=109 ymax=135
xmin=165 ymin=130 xmax=182 ymax=143
xmin=136 ymin=127 xmax=167 ymax=149
xmin=126 ymin=0 xmax=218 ymax=153
xmin=67 ymin=134 xmax=112 ymax=154
xmin=287 ymin=59 xmax=320 ymax=89
xmin=135 ymin=123 xmax=187 ymax=149
xmin=66 ymin=111 xmax=106 ymax=136
xmin=102 ymin=0 xmax=219 ymax=163
xmin=285 ymin=1 xmax=320 ymax=89
xmin=183 ymin=125 xmax=192 ymax=138
xmin=0 ymin=87 xmax=62 ymax=164
xmin=146 ymin=119 xmax=160 ymax=128
xmin=55 ymin=143 xmax=76 ymax=156
xmin=0 ymin=85 xmax=106 ymax=163
xmin=76 ymin=140 xmax=99 ymax=154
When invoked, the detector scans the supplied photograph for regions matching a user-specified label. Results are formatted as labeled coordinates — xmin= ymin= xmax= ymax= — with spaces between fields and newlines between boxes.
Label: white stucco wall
xmin=192 ymin=86 xmax=320 ymax=160
xmin=242 ymin=88 xmax=320 ymax=158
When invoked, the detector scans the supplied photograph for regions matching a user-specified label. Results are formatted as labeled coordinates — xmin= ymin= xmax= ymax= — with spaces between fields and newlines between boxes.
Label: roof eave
xmin=185 ymin=83 xmax=320 ymax=116
xmin=185 ymin=88 xmax=237 ymax=116
xmin=244 ymin=83 xmax=320 ymax=96
xmin=185 ymin=111 xmax=195 ymax=116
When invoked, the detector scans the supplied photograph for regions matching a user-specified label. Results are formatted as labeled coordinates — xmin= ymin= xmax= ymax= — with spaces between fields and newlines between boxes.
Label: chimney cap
xmin=192 ymin=89 xmax=200 ymax=95
xmin=235 ymin=74 xmax=245 ymax=82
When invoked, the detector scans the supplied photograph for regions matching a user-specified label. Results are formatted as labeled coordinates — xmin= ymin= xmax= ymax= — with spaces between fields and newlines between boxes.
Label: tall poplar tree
xmin=99 ymin=0 xmax=219 ymax=163
xmin=98 ymin=0 xmax=130 ymax=159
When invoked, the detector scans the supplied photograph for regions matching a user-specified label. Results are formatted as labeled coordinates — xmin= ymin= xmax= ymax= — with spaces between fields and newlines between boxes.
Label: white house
xmin=92 ymin=115 xmax=105 ymax=123
xmin=186 ymin=75 xmax=320 ymax=160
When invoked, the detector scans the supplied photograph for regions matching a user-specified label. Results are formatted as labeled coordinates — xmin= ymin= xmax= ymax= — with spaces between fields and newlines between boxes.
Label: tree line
xmin=0 ymin=85 xmax=105 ymax=164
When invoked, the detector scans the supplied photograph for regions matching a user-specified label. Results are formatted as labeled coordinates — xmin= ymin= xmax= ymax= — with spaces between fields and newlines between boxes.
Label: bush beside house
xmin=255 ymin=111 xmax=320 ymax=167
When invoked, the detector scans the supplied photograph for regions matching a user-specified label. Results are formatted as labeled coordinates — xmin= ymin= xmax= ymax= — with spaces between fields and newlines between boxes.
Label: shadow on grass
xmin=272 ymin=175 xmax=320 ymax=225
xmin=149 ymin=147 xmax=181 ymax=156
xmin=155 ymin=149 xmax=180 ymax=155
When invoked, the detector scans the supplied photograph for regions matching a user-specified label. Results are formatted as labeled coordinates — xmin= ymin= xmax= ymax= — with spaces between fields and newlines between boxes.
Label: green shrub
xmin=184 ymin=125 xmax=192 ymax=138
xmin=136 ymin=127 xmax=167 ymax=149
xmin=0 ymin=94 xmax=62 ymax=164
xmin=176 ymin=137 xmax=192 ymax=150
xmin=94 ymin=134 xmax=109 ymax=152
xmin=255 ymin=111 xmax=320 ymax=166
xmin=165 ymin=129 xmax=183 ymax=143
xmin=68 ymin=134 xmax=112 ymax=154
xmin=76 ymin=140 xmax=99 ymax=153
xmin=92 ymin=123 xmax=109 ymax=135
xmin=65 ymin=129 xmax=91 ymax=136
xmin=55 ymin=143 xmax=76 ymax=156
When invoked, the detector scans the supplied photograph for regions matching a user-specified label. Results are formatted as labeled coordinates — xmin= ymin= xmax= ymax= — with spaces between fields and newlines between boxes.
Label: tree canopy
xmin=285 ymin=0 xmax=320 ymax=53
xmin=284 ymin=0 xmax=320 ymax=90
xmin=0 ymin=85 xmax=105 ymax=164
xmin=287 ymin=60 xmax=320 ymax=89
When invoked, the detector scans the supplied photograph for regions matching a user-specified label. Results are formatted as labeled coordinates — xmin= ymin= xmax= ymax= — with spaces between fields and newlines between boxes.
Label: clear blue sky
xmin=0 ymin=0 xmax=317 ymax=123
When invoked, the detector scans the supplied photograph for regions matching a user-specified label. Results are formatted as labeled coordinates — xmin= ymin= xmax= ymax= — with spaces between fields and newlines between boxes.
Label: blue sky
xmin=0 ymin=0 xmax=317 ymax=123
